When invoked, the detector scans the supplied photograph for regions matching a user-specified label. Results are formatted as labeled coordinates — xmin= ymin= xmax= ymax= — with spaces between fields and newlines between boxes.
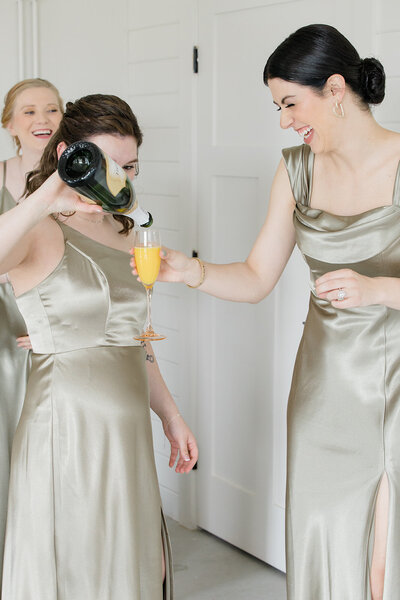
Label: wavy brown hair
xmin=26 ymin=94 xmax=143 ymax=235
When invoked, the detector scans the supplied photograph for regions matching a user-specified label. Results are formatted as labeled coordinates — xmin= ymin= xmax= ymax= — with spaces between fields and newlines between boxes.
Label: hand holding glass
xmin=133 ymin=229 xmax=166 ymax=341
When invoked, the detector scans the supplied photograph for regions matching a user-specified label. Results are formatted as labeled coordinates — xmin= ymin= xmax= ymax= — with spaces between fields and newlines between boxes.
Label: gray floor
xmin=167 ymin=518 xmax=287 ymax=600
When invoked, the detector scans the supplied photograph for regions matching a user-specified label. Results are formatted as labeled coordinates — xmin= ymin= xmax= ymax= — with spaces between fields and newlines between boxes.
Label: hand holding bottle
xmin=58 ymin=141 xmax=152 ymax=226
xmin=0 ymin=170 xmax=104 ymax=279
xmin=31 ymin=170 xmax=104 ymax=217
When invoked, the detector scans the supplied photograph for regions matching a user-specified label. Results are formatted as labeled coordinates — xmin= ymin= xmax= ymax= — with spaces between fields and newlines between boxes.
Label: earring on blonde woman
xmin=333 ymin=101 xmax=345 ymax=118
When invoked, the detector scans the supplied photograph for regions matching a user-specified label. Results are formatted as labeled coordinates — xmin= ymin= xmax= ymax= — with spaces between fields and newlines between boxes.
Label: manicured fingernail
xmin=184 ymin=456 xmax=190 ymax=462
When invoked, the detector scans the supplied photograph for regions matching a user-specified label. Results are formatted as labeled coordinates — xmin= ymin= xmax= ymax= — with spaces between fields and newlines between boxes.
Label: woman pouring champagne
xmin=0 ymin=93 xmax=198 ymax=599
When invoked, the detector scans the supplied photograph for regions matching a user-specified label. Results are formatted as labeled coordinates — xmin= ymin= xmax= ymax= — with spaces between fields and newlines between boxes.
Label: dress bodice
xmin=282 ymin=144 xmax=400 ymax=288
xmin=16 ymin=222 xmax=146 ymax=354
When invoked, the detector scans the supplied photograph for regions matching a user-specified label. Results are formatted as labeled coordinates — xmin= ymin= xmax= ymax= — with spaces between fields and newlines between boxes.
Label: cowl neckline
xmin=282 ymin=144 xmax=400 ymax=264
xmin=295 ymin=146 xmax=400 ymax=232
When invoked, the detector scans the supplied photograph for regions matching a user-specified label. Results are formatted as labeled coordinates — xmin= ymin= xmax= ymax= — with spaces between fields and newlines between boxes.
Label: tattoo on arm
xmin=141 ymin=340 xmax=155 ymax=363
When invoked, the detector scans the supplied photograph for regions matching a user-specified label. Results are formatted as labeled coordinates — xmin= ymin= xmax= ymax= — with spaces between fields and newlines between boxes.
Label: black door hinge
xmin=193 ymin=46 xmax=199 ymax=74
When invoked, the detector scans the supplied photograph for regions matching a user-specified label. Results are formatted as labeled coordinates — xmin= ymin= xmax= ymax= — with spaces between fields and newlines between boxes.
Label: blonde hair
xmin=1 ymin=78 xmax=64 ymax=154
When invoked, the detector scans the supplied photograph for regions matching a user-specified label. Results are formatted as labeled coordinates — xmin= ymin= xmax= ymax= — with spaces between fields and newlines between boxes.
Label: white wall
xmin=0 ymin=0 xmax=129 ymax=156
xmin=0 ymin=0 xmax=21 ymax=156
xmin=374 ymin=0 xmax=400 ymax=131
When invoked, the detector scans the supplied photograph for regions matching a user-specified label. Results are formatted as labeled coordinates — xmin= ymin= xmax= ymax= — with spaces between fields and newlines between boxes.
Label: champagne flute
xmin=133 ymin=229 xmax=166 ymax=341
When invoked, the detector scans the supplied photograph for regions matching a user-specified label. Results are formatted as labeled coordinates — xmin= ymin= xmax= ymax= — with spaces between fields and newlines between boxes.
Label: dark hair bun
xmin=360 ymin=57 xmax=385 ymax=104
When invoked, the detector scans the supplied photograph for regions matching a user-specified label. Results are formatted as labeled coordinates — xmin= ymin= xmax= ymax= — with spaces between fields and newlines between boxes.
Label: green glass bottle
xmin=58 ymin=140 xmax=153 ymax=227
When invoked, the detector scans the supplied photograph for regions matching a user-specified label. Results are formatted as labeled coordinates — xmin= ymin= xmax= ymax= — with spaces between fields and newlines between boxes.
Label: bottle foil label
xmin=104 ymin=154 xmax=127 ymax=197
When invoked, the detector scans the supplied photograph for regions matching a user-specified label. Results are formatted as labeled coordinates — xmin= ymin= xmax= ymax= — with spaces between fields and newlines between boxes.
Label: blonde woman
xmin=0 ymin=78 xmax=63 ymax=578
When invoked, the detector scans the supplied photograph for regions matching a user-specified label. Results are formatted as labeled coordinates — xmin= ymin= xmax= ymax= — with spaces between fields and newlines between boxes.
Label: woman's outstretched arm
xmin=133 ymin=159 xmax=297 ymax=303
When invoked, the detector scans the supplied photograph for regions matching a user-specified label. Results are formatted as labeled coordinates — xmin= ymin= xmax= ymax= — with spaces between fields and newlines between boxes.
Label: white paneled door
xmin=194 ymin=0 xmax=359 ymax=571
xmin=196 ymin=0 xmax=301 ymax=572
xmin=126 ymin=0 xmax=198 ymax=527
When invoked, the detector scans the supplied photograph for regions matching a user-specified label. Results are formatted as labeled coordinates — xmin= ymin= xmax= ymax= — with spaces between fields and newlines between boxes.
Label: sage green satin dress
xmin=1 ymin=222 xmax=173 ymax=600
xmin=283 ymin=144 xmax=400 ymax=600
xmin=0 ymin=163 xmax=29 ymax=586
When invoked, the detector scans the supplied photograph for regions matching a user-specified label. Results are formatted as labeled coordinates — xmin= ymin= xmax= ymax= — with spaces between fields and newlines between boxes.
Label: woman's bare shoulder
xmin=381 ymin=128 xmax=400 ymax=155
xmin=270 ymin=158 xmax=296 ymax=209
xmin=0 ymin=158 xmax=9 ymax=188
xmin=28 ymin=215 xmax=64 ymax=251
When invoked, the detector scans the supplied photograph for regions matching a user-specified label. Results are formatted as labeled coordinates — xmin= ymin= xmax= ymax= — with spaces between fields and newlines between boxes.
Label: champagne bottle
xmin=57 ymin=140 xmax=153 ymax=227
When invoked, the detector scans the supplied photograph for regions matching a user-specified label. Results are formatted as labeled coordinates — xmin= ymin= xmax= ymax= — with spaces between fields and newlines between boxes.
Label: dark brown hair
xmin=26 ymin=94 xmax=143 ymax=235
xmin=264 ymin=24 xmax=385 ymax=109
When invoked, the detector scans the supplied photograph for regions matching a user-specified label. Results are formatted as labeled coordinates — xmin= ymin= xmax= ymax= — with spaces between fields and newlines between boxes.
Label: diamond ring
xmin=337 ymin=288 xmax=346 ymax=301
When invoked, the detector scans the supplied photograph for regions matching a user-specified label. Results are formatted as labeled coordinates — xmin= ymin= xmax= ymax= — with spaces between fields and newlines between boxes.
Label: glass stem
xmin=145 ymin=286 xmax=153 ymax=332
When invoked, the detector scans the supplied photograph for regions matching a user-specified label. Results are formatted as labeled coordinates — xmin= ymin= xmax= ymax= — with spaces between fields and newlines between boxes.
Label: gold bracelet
xmin=186 ymin=257 xmax=205 ymax=288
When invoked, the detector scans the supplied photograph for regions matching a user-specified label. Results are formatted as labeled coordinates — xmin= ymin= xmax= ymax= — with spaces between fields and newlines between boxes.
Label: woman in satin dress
xmin=0 ymin=94 xmax=198 ymax=599
xmin=144 ymin=24 xmax=400 ymax=600
xmin=0 ymin=78 xmax=63 ymax=583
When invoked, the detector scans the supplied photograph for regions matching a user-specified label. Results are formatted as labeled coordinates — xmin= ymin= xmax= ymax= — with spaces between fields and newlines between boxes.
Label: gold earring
xmin=333 ymin=101 xmax=345 ymax=118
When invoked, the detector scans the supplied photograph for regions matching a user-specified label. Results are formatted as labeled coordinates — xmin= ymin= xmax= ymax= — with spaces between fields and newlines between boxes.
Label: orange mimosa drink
xmin=134 ymin=246 xmax=161 ymax=288
xmin=132 ymin=229 xmax=165 ymax=341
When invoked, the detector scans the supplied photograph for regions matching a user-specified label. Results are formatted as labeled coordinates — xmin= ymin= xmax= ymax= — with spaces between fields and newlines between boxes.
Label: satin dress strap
xmin=1 ymin=161 xmax=9 ymax=207
xmin=282 ymin=144 xmax=314 ymax=206
xmin=392 ymin=160 xmax=400 ymax=206
xmin=2 ymin=161 xmax=10 ymax=280
xmin=2 ymin=160 xmax=6 ymax=189
xmin=0 ymin=161 xmax=17 ymax=213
